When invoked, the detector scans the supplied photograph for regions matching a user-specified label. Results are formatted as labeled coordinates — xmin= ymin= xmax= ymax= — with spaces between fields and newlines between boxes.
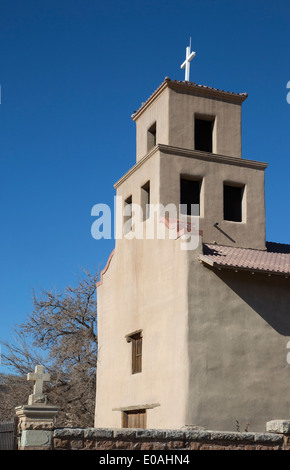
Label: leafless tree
xmin=0 ymin=373 xmax=29 ymax=422
xmin=0 ymin=267 xmax=99 ymax=427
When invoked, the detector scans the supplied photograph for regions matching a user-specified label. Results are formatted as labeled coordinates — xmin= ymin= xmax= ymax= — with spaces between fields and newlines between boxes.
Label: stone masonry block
xmin=266 ymin=420 xmax=290 ymax=434
xmin=21 ymin=430 xmax=52 ymax=448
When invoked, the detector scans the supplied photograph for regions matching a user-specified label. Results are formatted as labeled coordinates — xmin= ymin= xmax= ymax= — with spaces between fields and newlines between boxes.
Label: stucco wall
xmin=95 ymin=237 xmax=189 ymax=429
xmin=134 ymin=81 xmax=244 ymax=162
xmin=159 ymin=148 xmax=266 ymax=250
xmin=96 ymin=146 xmax=269 ymax=430
xmin=95 ymin=152 xmax=189 ymax=429
xmin=186 ymin=251 xmax=290 ymax=432
xmin=167 ymin=87 xmax=242 ymax=158
xmin=135 ymin=87 xmax=169 ymax=162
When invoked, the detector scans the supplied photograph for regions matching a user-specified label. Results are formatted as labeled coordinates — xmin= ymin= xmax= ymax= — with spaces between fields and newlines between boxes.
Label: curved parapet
xmin=96 ymin=249 xmax=115 ymax=288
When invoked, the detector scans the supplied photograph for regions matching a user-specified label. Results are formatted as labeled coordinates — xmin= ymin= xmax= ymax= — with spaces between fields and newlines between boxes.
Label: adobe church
xmin=94 ymin=53 xmax=290 ymax=432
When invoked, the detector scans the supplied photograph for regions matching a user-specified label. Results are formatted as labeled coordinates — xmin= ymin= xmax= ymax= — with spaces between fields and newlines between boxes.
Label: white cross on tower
xmin=181 ymin=40 xmax=196 ymax=82
xmin=27 ymin=365 xmax=50 ymax=396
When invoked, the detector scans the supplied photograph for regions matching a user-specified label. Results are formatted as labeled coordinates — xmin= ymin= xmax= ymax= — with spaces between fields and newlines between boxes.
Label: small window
xmin=141 ymin=181 xmax=150 ymax=220
xmin=122 ymin=409 xmax=146 ymax=428
xmin=224 ymin=184 xmax=244 ymax=222
xmin=124 ymin=195 xmax=132 ymax=233
xmin=180 ymin=177 xmax=201 ymax=216
xmin=147 ymin=122 xmax=156 ymax=151
xmin=195 ymin=117 xmax=214 ymax=152
xmin=126 ymin=331 xmax=142 ymax=374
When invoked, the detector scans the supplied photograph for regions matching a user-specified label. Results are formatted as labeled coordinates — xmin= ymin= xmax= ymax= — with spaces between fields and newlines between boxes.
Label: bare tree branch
xmin=0 ymin=266 xmax=99 ymax=426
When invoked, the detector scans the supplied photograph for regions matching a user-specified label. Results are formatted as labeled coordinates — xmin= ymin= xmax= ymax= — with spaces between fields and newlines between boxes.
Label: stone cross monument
xmin=27 ymin=364 xmax=51 ymax=405
xmin=15 ymin=365 xmax=59 ymax=450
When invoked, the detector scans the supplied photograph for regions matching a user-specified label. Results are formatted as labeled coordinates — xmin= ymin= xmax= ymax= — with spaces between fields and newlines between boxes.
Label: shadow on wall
xmin=185 ymin=261 xmax=290 ymax=432
xmin=215 ymin=269 xmax=290 ymax=336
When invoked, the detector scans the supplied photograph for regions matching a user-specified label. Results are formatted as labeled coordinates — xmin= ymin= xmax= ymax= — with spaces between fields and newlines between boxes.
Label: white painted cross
xmin=181 ymin=40 xmax=196 ymax=82
xmin=27 ymin=365 xmax=50 ymax=395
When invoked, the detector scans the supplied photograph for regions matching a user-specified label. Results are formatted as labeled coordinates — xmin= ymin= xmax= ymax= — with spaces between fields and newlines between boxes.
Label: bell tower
xmin=130 ymin=77 xmax=267 ymax=250
xmin=133 ymin=77 xmax=246 ymax=162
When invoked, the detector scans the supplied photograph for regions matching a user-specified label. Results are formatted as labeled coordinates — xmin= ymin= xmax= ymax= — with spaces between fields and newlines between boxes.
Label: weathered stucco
xmin=159 ymin=146 xmax=266 ymax=249
xmin=167 ymin=86 xmax=242 ymax=158
xmin=95 ymin=152 xmax=189 ymax=429
xmin=134 ymin=86 xmax=170 ymax=162
xmin=187 ymin=247 xmax=290 ymax=432
xmin=95 ymin=234 xmax=189 ymax=429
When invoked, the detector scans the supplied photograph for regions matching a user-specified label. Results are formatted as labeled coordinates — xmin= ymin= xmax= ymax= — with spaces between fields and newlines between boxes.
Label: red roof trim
xmin=199 ymin=242 xmax=290 ymax=277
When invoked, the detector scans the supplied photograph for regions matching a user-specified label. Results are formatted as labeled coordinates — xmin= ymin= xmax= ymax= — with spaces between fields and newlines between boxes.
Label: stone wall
xmin=14 ymin=364 xmax=290 ymax=451
xmin=52 ymin=427 xmax=286 ymax=451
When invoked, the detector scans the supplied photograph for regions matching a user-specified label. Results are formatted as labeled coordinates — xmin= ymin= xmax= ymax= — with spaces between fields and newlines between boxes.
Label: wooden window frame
xmin=122 ymin=409 xmax=147 ymax=429
xmin=126 ymin=330 xmax=143 ymax=374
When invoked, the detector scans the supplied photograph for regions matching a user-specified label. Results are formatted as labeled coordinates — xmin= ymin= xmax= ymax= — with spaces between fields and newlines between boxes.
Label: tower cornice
xmin=131 ymin=77 xmax=248 ymax=121
xmin=114 ymin=144 xmax=267 ymax=189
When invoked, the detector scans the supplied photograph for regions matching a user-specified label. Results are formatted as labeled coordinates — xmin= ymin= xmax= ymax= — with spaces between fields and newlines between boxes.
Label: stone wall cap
xmin=16 ymin=404 xmax=59 ymax=411
xmin=253 ymin=432 xmax=283 ymax=443
xmin=266 ymin=420 xmax=290 ymax=434
xmin=15 ymin=404 xmax=59 ymax=422
xmin=52 ymin=426 xmax=283 ymax=444
xmin=84 ymin=428 xmax=114 ymax=439
xmin=54 ymin=427 xmax=84 ymax=438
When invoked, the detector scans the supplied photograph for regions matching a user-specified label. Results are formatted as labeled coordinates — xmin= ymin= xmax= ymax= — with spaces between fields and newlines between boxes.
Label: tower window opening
xmin=180 ymin=177 xmax=201 ymax=216
xmin=147 ymin=122 xmax=156 ymax=151
xmin=141 ymin=181 xmax=150 ymax=220
xmin=124 ymin=195 xmax=133 ymax=234
xmin=224 ymin=184 xmax=244 ymax=222
xmin=195 ymin=117 xmax=214 ymax=153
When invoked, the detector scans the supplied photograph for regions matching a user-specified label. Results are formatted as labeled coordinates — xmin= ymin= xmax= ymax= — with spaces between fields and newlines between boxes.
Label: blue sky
xmin=1 ymin=0 xmax=290 ymax=368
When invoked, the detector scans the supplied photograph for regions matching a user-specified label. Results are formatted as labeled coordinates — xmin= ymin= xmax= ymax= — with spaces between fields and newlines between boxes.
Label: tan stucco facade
xmin=187 ymin=254 xmax=290 ymax=431
xmin=95 ymin=78 xmax=290 ymax=432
